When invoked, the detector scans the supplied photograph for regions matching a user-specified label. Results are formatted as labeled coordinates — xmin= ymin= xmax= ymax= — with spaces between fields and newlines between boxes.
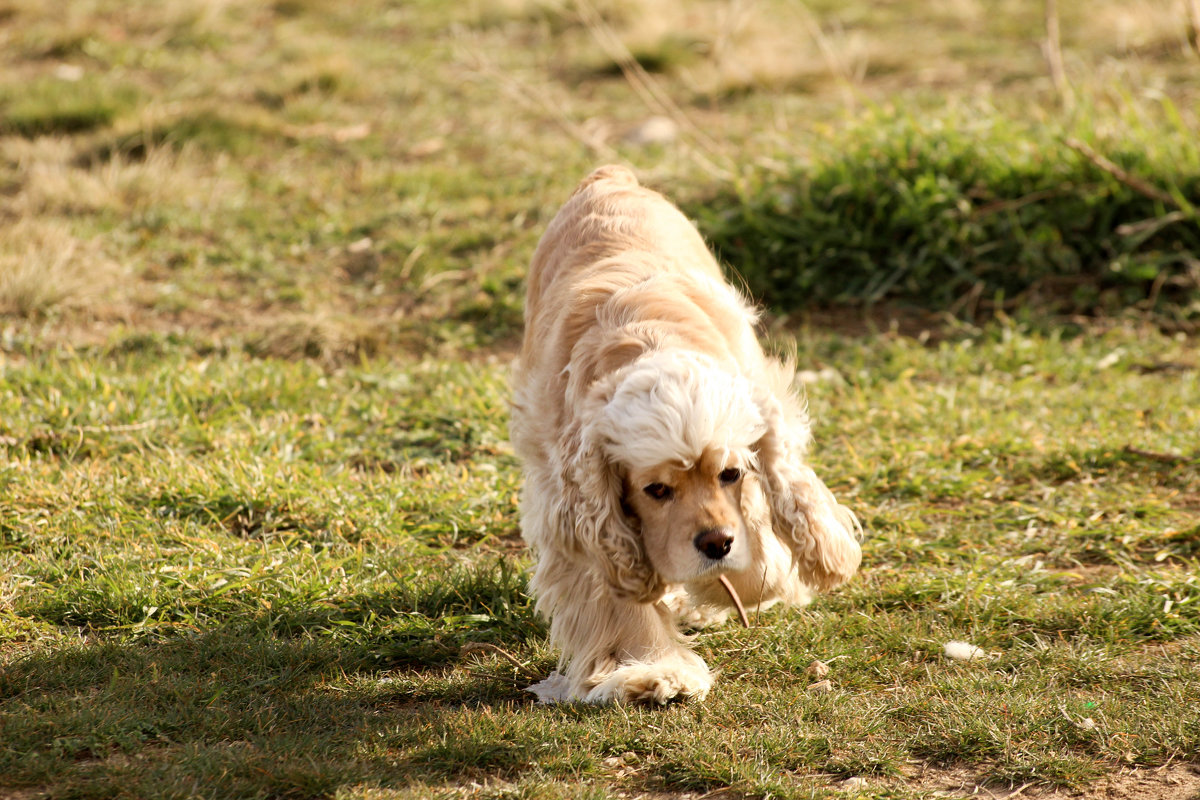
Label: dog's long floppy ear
xmin=753 ymin=379 xmax=862 ymax=591
xmin=556 ymin=404 xmax=666 ymax=605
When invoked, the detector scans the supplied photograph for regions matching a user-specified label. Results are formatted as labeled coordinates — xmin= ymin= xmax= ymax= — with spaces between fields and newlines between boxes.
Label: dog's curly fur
xmin=511 ymin=166 xmax=861 ymax=704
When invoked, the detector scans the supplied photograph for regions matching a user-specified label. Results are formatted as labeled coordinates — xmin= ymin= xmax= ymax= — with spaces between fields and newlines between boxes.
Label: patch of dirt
xmin=1169 ymin=492 xmax=1200 ymax=512
xmin=0 ymin=790 xmax=47 ymax=800
xmin=1077 ymin=765 xmax=1200 ymax=800
xmin=900 ymin=763 xmax=1200 ymax=800
xmin=1106 ymin=633 xmax=1200 ymax=674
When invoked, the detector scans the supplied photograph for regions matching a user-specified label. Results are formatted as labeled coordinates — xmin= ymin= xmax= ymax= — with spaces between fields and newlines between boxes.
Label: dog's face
xmin=622 ymin=447 xmax=754 ymax=584
xmin=594 ymin=352 xmax=768 ymax=590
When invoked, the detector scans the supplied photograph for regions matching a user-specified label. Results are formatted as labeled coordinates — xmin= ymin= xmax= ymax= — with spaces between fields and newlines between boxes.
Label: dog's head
xmin=567 ymin=352 xmax=763 ymax=601
xmin=600 ymin=352 xmax=763 ymax=584
xmin=566 ymin=351 xmax=860 ymax=604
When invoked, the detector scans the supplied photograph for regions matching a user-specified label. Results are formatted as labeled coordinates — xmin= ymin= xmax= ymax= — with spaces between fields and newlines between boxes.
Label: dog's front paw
xmin=584 ymin=653 xmax=713 ymax=705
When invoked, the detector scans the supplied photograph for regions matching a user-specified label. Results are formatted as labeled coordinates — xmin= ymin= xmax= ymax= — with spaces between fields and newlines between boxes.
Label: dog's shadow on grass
xmin=0 ymin=593 xmax=564 ymax=795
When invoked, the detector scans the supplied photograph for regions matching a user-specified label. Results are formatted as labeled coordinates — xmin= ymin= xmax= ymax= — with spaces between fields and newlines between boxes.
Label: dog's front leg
xmin=577 ymin=600 xmax=712 ymax=705
xmin=531 ymin=556 xmax=712 ymax=704
xmin=770 ymin=462 xmax=862 ymax=591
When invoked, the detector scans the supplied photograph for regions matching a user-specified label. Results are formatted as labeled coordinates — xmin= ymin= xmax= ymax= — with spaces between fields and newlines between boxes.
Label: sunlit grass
xmin=2 ymin=0 xmax=1199 ymax=797
xmin=2 ymin=324 xmax=1197 ymax=797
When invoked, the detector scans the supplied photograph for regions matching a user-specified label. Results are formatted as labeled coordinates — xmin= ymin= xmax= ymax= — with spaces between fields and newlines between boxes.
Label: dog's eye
xmin=718 ymin=467 xmax=743 ymax=485
xmin=643 ymin=483 xmax=673 ymax=501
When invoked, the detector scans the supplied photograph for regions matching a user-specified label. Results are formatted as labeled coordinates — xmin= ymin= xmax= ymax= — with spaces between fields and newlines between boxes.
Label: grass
xmin=0 ymin=218 xmax=115 ymax=316
xmin=1 ymin=329 xmax=1197 ymax=799
xmin=2 ymin=0 xmax=1200 ymax=797
xmin=0 ymin=75 xmax=140 ymax=137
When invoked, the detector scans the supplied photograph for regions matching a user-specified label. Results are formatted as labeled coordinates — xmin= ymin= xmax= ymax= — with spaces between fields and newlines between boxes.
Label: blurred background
xmin=1 ymin=0 xmax=1198 ymax=357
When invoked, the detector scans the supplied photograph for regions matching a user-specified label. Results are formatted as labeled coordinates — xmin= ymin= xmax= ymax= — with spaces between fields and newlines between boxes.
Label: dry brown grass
xmin=0 ymin=137 xmax=234 ymax=218
xmin=497 ymin=0 xmax=1200 ymax=101
xmin=1080 ymin=0 xmax=1195 ymax=55
xmin=1 ymin=0 xmax=1196 ymax=335
xmin=0 ymin=218 xmax=117 ymax=317
xmin=0 ymin=136 xmax=233 ymax=319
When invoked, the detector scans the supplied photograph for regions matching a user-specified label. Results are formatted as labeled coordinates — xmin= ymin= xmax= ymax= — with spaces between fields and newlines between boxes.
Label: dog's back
xmin=521 ymin=166 xmax=725 ymax=358
xmin=515 ymin=167 xmax=750 ymax=424
xmin=524 ymin=166 xmax=719 ymax=315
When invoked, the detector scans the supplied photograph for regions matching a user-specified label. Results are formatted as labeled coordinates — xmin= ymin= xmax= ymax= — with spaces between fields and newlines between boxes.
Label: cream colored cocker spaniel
xmin=511 ymin=166 xmax=861 ymax=704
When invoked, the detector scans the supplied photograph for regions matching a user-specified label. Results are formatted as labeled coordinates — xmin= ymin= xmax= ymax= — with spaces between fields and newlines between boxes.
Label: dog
xmin=510 ymin=165 xmax=861 ymax=704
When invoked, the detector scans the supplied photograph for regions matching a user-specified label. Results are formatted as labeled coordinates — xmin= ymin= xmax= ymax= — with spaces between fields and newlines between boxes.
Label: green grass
xmin=2 ymin=326 xmax=1197 ymax=798
xmin=0 ymin=76 xmax=141 ymax=137
xmin=2 ymin=0 xmax=1200 ymax=797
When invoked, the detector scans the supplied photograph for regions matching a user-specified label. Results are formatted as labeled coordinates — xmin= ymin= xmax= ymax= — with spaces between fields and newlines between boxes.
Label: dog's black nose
xmin=694 ymin=528 xmax=734 ymax=560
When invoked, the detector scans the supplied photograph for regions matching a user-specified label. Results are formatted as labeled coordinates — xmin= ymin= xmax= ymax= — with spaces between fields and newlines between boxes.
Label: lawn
xmin=1 ymin=1 xmax=1199 ymax=798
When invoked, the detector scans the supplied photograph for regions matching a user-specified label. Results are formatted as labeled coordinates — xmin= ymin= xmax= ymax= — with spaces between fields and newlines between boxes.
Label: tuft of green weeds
xmin=694 ymin=103 xmax=1200 ymax=318
xmin=0 ymin=76 xmax=140 ymax=137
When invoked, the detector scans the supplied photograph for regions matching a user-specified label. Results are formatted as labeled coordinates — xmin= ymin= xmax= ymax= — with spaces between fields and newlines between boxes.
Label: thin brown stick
xmin=1188 ymin=0 xmax=1200 ymax=55
xmin=717 ymin=574 xmax=750 ymax=628
xmin=575 ymin=0 xmax=719 ymax=153
xmin=1043 ymin=0 xmax=1072 ymax=106
xmin=454 ymin=35 xmax=617 ymax=161
xmin=573 ymin=0 xmax=735 ymax=180
xmin=74 ymin=420 xmax=163 ymax=434
xmin=973 ymin=187 xmax=1065 ymax=218
xmin=460 ymin=642 xmax=526 ymax=670
xmin=1115 ymin=211 xmax=1189 ymax=237
xmin=1122 ymin=445 xmax=1195 ymax=464
xmin=1064 ymin=138 xmax=1178 ymax=207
